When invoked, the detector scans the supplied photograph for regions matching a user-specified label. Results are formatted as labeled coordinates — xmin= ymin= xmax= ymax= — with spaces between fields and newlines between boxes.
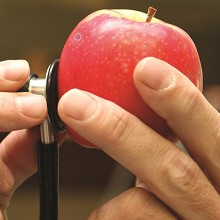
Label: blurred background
xmin=1 ymin=0 xmax=220 ymax=219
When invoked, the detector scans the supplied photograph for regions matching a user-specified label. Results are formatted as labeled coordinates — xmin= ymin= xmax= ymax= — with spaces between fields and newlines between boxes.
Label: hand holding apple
xmin=57 ymin=45 xmax=220 ymax=220
xmin=58 ymin=7 xmax=202 ymax=146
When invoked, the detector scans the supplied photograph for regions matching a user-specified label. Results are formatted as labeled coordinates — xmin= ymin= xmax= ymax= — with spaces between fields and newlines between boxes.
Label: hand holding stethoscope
xmin=0 ymin=60 xmax=49 ymax=219
xmin=0 ymin=59 xmax=64 ymax=220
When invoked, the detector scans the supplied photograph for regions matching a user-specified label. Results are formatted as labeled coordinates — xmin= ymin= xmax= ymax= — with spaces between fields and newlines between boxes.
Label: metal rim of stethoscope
xmin=19 ymin=59 xmax=65 ymax=134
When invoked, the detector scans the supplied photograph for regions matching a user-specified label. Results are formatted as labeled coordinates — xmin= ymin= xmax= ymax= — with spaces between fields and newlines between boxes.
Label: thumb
xmin=133 ymin=57 xmax=220 ymax=182
xmin=133 ymin=57 xmax=204 ymax=128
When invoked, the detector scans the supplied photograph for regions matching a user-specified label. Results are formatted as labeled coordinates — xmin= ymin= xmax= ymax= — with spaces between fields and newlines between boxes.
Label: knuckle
xmin=0 ymin=95 xmax=15 ymax=112
xmin=163 ymin=81 xmax=203 ymax=123
xmin=201 ymin=123 xmax=220 ymax=189
xmin=88 ymin=188 xmax=149 ymax=220
xmin=119 ymin=187 xmax=148 ymax=217
xmin=185 ymin=88 xmax=202 ymax=111
xmin=155 ymin=150 xmax=220 ymax=217
xmin=118 ymin=187 xmax=165 ymax=219
xmin=87 ymin=204 xmax=112 ymax=220
xmin=99 ymin=103 xmax=132 ymax=145
xmin=0 ymin=95 xmax=16 ymax=127
xmin=176 ymin=84 xmax=203 ymax=118
xmin=89 ymin=188 xmax=173 ymax=220
xmin=87 ymin=209 xmax=102 ymax=220
xmin=163 ymin=151 xmax=202 ymax=198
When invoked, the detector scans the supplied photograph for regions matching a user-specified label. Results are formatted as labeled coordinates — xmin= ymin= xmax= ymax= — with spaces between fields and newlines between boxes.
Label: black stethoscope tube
xmin=38 ymin=142 xmax=59 ymax=220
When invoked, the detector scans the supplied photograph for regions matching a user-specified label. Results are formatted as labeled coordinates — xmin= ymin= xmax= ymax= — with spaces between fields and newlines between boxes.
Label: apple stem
xmin=146 ymin=6 xmax=157 ymax=22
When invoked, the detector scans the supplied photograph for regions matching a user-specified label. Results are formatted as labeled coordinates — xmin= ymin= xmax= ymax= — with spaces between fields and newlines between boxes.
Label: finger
xmin=136 ymin=177 xmax=150 ymax=190
xmin=0 ymin=159 xmax=14 ymax=195
xmin=0 ymin=211 xmax=3 ymax=220
xmin=133 ymin=57 xmax=220 ymax=190
xmin=0 ymin=60 xmax=30 ymax=92
xmin=58 ymin=89 xmax=220 ymax=219
xmin=0 ymin=92 xmax=47 ymax=131
xmin=0 ymin=160 xmax=14 ymax=211
xmin=0 ymin=128 xmax=40 ymax=188
xmin=88 ymin=187 xmax=176 ymax=220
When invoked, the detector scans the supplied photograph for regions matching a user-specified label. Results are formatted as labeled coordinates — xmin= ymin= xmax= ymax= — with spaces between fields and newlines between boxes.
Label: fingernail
xmin=0 ymin=60 xmax=29 ymax=81
xmin=136 ymin=57 xmax=175 ymax=90
xmin=61 ymin=89 xmax=98 ymax=120
xmin=16 ymin=94 xmax=47 ymax=118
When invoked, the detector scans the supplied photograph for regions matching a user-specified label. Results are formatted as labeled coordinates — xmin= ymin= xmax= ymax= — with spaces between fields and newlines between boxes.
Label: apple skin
xmin=58 ymin=9 xmax=203 ymax=146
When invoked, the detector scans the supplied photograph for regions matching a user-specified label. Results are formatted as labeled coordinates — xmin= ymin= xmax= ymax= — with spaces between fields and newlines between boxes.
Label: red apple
xmin=58 ymin=7 xmax=203 ymax=146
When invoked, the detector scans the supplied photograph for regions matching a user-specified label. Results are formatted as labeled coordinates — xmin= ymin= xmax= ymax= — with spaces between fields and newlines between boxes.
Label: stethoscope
xmin=20 ymin=59 xmax=65 ymax=220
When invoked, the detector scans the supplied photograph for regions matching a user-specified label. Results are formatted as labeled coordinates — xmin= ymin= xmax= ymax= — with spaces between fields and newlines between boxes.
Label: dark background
xmin=0 ymin=0 xmax=220 ymax=219
xmin=1 ymin=0 xmax=220 ymax=86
